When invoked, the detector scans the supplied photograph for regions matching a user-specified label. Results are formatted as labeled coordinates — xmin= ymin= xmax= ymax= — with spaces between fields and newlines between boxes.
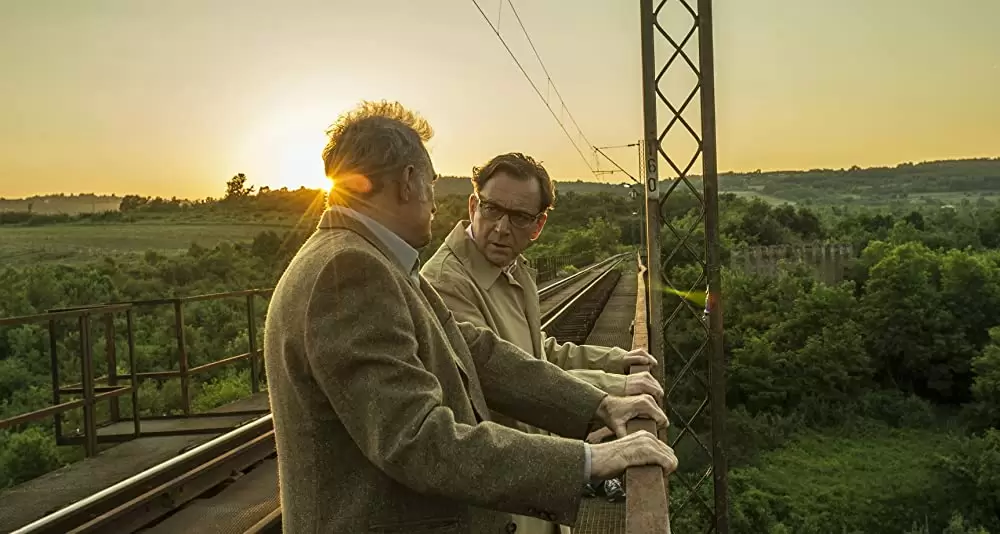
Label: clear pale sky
xmin=1 ymin=0 xmax=997 ymax=199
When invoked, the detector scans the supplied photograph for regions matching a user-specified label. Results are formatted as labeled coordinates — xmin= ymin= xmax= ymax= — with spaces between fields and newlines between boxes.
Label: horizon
xmin=4 ymin=155 xmax=998 ymax=201
xmin=2 ymin=1 xmax=998 ymax=199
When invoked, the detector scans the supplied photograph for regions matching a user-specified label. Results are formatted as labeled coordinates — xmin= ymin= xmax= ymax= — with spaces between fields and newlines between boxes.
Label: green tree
xmin=860 ymin=243 xmax=969 ymax=398
xmin=969 ymin=328 xmax=1000 ymax=427
xmin=224 ymin=173 xmax=256 ymax=200
xmin=0 ymin=427 xmax=61 ymax=487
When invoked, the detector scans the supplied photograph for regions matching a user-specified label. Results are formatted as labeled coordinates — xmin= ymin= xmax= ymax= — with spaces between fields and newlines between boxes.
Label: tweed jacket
xmin=263 ymin=210 xmax=608 ymax=533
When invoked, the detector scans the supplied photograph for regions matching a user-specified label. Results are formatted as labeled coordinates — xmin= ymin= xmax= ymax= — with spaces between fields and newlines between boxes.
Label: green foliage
xmin=969 ymin=329 xmax=1000 ymax=428
xmin=729 ymin=426 xmax=963 ymax=534
xmin=859 ymin=243 xmax=1000 ymax=400
xmin=725 ymin=267 xmax=873 ymax=416
xmin=224 ymin=173 xmax=256 ymax=200
xmin=908 ymin=513 xmax=992 ymax=534
xmin=0 ymin=193 xmax=122 ymax=215
xmin=0 ymin=427 xmax=62 ymax=487
xmin=721 ymin=197 xmax=823 ymax=246
xmin=660 ymin=192 xmax=1000 ymax=531
xmin=939 ymin=429 xmax=1000 ymax=530
xmin=191 ymin=369 xmax=252 ymax=413
xmin=535 ymin=217 xmax=629 ymax=268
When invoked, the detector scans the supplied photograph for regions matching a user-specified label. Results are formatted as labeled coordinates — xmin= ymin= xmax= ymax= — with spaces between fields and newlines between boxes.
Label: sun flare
xmin=271 ymin=135 xmax=331 ymax=191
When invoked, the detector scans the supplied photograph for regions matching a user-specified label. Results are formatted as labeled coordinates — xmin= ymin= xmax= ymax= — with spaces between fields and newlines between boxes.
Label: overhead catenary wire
xmin=594 ymin=145 xmax=640 ymax=185
xmin=503 ymin=0 xmax=598 ymax=156
xmin=469 ymin=0 xmax=599 ymax=178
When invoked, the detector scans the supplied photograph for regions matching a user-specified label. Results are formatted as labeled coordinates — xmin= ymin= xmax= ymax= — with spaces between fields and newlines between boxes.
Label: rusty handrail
xmin=625 ymin=251 xmax=670 ymax=533
xmin=0 ymin=304 xmax=138 ymax=456
xmin=0 ymin=288 xmax=273 ymax=457
xmin=0 ymin=303 xmax=132 ymax=326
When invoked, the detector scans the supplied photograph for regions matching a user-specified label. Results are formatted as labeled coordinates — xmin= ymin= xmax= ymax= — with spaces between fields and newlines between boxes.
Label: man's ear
xmin=529 ymin=212 xmax=548 ymax=241
xmin=467 ymin=193 xmax=477 ymax=221
xmin=398 ymin=164 xmax=416 ymax=203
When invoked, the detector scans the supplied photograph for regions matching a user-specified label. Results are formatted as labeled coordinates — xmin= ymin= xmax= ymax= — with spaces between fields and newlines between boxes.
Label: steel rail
xmin=538 ymin=253 xmax=629 ymax=300
xmin=541 ymin=255 xmax=627 ymax=329
xmin=10 ymin=416 xmax=275 ymax=534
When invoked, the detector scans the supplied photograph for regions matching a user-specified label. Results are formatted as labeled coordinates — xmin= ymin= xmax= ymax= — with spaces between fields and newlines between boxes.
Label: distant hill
xmin=717 ymin=157 xmax=1000 ymax=206
xmin=4 ymin=157 xmax=998 ymax=211
xmin=0 ymin=194 xmax=122 ymax=215
xmin=434 ymin=176 xmax=634 ymax=198
xmin=431 ymin=158 xmax=1000 ymax=205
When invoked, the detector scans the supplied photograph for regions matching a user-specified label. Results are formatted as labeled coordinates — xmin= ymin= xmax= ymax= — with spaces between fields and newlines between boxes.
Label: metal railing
xmin=0 ymin=289 xmax=273 ymax=457
xmin=626 ymin=252 xmax=670 ymax=533
xmin=528 ymin=255 xmax=566 ymax=284
xmin=0 ymin=305 xmax=136 ymax=458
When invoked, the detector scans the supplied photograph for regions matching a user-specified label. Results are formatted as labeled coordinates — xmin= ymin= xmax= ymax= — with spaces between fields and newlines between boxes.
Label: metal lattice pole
xmin=640 ymin=0 xmax=727 ymax=532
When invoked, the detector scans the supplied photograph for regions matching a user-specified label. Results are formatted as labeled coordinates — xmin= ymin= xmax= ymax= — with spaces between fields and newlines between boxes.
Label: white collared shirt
xmin=328 ymin=206 xmax=420 ymax=283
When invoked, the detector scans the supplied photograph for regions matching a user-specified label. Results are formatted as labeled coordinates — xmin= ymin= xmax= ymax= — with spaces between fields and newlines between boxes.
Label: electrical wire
xmin=469 ymin=0 xmax=598 ymax=177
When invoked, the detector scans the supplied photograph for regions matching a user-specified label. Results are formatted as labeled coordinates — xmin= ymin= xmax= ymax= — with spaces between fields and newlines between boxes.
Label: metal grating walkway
xmin=0 ymin=392 xmax=270 ymax=533
xmin=574 ymin=269 xmax=637 ymax=534
xmin=143 ymin=458 xmax=278 ymax=534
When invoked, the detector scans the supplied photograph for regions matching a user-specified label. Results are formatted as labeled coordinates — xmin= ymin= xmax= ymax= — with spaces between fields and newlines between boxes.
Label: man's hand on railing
xmin=613 ymin=348 xmax=657 ymax=373
xmin=586 ymin=426 xmax=616 ymax=444
xmin=624 ymin=371 xmax=663 ymax=403
xmin=588 ymin=429 xmax=678 ymax=481
xmin=594 ymin=393 xmax=667 ymax=438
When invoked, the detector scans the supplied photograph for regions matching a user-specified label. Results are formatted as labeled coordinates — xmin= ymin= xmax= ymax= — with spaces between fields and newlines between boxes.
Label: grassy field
xmin=0 ymin=221 xmax=296 ymax=266
xmin=731 ymin=423 xmax=964 ymax=532
xmin=727 ymin=190 xmax=798 ymax=205
xmin=727 ymin=189 xmax=1000 ymax=207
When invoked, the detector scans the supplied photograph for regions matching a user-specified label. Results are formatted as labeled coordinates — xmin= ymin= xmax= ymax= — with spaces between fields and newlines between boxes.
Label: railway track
xmin=10 ymin=253 xmax=630 ymax=534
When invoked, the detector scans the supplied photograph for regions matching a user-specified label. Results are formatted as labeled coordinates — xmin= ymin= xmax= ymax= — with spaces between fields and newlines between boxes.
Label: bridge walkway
xmin=0 ymin=393 xmax=270 ymax=532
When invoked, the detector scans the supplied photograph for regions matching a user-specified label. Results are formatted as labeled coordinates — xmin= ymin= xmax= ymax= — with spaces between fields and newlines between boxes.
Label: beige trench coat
xmin=422 ymin=221 xmax=631 ymax=534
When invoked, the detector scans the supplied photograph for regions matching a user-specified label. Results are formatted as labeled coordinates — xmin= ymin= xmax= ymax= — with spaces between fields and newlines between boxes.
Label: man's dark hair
xmin=472 ymin=153 xmax=556 ymax=213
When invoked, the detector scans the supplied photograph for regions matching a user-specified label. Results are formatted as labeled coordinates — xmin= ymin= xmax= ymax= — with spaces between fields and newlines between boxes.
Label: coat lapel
xmin=517 ymin=263 xmax=545 ymax=359
xmin=319 ymin=210 xmax=488 ymax=420
xmin=418 ymin=277 xmax=491 ymax=421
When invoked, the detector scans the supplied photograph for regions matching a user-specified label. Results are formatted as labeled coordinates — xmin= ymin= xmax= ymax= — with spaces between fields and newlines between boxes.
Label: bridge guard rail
xmin=0 ymin=304 xmax=137 ymax=458
xmin=625 ymin=251 xmax=670 ymax=533
xmin=0 ymin=289 xmax=275 ymax=458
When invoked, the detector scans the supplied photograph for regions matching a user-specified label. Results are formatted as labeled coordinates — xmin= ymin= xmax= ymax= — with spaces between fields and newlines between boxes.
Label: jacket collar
xmin=444 ymin=221 xmax=532 ymax=291
xmin=318 ymin=207 xmax=420 ymax=282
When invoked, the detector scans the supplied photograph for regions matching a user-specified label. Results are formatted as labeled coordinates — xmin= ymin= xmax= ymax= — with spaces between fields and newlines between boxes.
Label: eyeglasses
xmin=475 ymin=194 xmax=542 ymax=229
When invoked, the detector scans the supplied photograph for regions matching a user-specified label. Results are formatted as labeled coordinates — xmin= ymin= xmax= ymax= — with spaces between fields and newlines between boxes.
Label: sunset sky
xmin=1 ymin=0 xmax=997 ymax=199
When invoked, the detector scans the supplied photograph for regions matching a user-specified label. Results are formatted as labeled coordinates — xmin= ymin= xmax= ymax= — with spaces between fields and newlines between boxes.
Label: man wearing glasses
xmin=421 ymin=152 xmax=664 ymax=534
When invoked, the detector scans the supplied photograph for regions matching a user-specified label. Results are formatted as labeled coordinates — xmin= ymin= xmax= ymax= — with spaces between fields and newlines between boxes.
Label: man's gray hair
xmin=322 ymin=100 xmax=434 ymax=199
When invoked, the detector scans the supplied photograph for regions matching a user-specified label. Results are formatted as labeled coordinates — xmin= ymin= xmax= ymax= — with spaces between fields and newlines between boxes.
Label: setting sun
xmin=271 ymin=133 xmax=331 ymax=191
xmin=242 ymin=104 xmax=339 ymax=192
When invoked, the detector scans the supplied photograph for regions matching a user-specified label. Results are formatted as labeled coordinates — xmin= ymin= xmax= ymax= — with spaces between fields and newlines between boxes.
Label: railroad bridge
xmin=0 ymin=254 xmax=671 ymax=533
xmin=0 ymin=0 xmax=728 ymax=532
